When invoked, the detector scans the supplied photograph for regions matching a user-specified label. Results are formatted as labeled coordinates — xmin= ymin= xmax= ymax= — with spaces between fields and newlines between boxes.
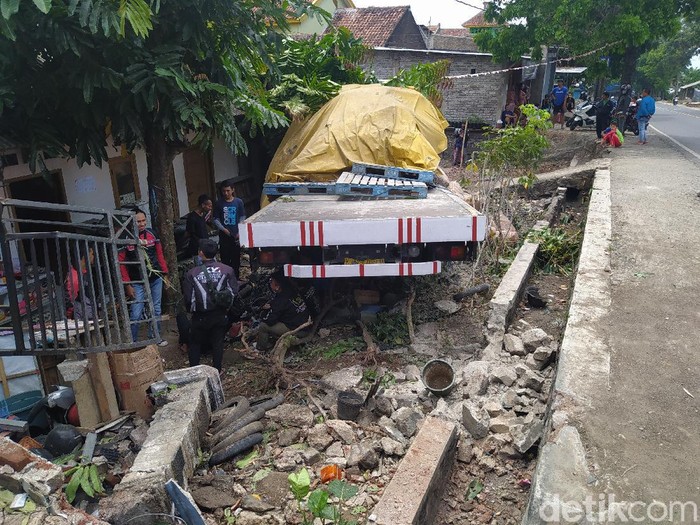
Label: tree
xmin=636 ymin=20 xmax=700 ymax=93
xmin=473 ymin=0 xmax=695 ymax=85
xmin=1 ymin=0 xmax=323 ymax=299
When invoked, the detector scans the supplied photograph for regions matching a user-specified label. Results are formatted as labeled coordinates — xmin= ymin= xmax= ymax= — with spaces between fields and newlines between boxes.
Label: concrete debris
xmin=346 ymin=442 xmax=380 ymax=470
xmin=320 ymin=365 xmax=363 ymax=392
xmin=377 ymin=417 xmax=407 ymax=444
xmin=514 ymin=420 xmax=545 ymax=454
xmin=373 ymin=396 xmax=394 ymax=417
xmin=521 ymin=328 xmax=551 ymax=352
xmin=380 ymin=437 xmax=406 ymax=457
xmin=462 ymin=401 xmax=490 ymax=439
xmin=241 ymin=495 xmax=277 ymax=513
xmin=520 ymin=371 xmax=545 ymax=392
xmin=434 ymin=299 xmax=461 ymax=315
xmin=277 ymin=428 xmax=302 ymax=447
xmin=191 ymin=486 xmax=238 ymax=510
xmin=273 ymin=447 xmax=305 ymax=472
xmin=483 ymin=400 xmax=504 ymax=417
xmin=325 ymin=420 xmax=356 ymax=444
xmin=490 ymin=366 xmax=517 ymax=387
xmin=488 ymin=416 xmax=513 ymax=434
xmin=265 ymin=404 xmax=315 ymax=428
xmin=503 ymin=334 xmax=527 ymax=356
xmin=525 ymin=353 xmax=549 ymax=371
xmin=302 ymin=447 xmax=322 ymax=466
xmin=391 ymin=407 xmax=423 ymax=438
xmin=462 ymin=361 xmax=490 ymax=398
xmin=404 ymin=364 xmax=421 ymax=382
xmin=306 ymin=424 xmax=334 ymax=451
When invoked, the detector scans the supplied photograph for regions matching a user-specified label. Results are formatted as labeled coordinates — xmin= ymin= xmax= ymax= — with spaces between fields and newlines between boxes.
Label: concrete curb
xmin=100 ymin=365 xmax=221 ymax=524
xmin=370 ymin=416 xmax=458 ymax=525
xmin=522 ymin=168 xmax=612 ymax=524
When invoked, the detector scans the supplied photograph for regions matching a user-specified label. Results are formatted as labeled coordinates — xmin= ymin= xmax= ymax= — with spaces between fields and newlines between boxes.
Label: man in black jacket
xmin=595 ymin=92 xmax=614 ymax=139
xmin=185 ymin=194 xmax=212 ymax=260
xmin=257 ymin=273 xmax=309 ymax=351
xmin=182 ymin=239 xmax=237 ymax=371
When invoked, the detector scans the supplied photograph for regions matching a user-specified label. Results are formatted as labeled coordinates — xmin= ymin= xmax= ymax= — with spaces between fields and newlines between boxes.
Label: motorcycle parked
xmin=673 ymin=96 xmax=679 ymax=106
xmin=567 ymin=99 xmax=597 ymax=130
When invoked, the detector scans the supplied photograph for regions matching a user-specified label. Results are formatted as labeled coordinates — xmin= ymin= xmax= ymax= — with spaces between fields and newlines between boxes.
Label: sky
xmin=351 ymin=0 xmax=481 ymax=28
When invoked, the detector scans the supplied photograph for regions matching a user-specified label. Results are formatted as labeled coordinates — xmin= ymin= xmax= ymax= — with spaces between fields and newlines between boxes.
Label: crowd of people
xmin=499 ymin=80 xmax=656 ymax=147
xmin=63 ymin=179 xmax=312 ymax=373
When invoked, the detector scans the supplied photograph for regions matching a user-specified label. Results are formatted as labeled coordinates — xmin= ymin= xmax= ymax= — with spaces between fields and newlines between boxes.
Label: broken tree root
xmin=270 ymin=319 xmax=313 ymax=370
xmin=406 ymin=288 xmax=416 ymax=344
xmin=356 ymin=320 xmax=379 ymax=366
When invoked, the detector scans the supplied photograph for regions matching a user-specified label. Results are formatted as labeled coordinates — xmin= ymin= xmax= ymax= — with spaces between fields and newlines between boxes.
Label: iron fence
xmin=0 ymin=199 xmax=159 ymax=355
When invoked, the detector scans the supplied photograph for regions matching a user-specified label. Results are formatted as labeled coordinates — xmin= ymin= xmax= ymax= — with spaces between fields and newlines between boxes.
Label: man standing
xmin=551 ymin=79 xmax=568 ymax=129
xmin=185 ymin=194 xmax=213 ymax=260
xmin=182 ymin=239 xmax=237 ymax=371
xmin=213 ymin=180 xmax=246 ymax=279
xmin=119 ymin=209 xmax=168 ymax=345
xmin=635 ymin=88 xmax=656 ymax=145
xmin=595 ymin=92 xmax=614 ymax=140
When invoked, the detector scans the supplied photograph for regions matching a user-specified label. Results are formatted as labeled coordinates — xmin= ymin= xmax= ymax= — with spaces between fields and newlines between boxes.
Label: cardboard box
xmin=109 ymin=346 xmax=165 ymax=419
xmin=110 ymin=344 xmax=161 ymax=374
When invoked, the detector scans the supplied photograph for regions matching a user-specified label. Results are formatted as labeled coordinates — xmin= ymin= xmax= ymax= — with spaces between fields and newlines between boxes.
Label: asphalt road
xmin=649 ymin=102 xmax=700 ymax=160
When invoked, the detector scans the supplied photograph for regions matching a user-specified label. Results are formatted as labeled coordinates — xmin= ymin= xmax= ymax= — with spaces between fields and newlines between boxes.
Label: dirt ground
xmin=153 ymin=127 xmax=598 ymax=523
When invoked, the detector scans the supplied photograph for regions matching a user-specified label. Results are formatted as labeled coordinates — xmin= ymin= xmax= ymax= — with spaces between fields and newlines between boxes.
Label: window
xmin=108 ymin=155 xmax=140 ymax=208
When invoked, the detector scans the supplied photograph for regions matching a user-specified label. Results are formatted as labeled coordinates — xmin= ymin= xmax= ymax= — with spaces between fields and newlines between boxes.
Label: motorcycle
xmin=673 ymin=96 xmax=679 ymax=106
xmin=620 ymin=107 xmax=639 ymax=136
xmin=567 ymin=99 xmax=597 ymax=130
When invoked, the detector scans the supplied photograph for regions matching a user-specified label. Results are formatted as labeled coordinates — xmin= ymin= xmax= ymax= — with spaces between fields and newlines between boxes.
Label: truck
xmin=240 ymin=173 xmax=486 ymax=279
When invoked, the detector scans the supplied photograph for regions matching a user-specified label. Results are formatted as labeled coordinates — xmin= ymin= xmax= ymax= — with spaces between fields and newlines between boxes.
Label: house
xmin=330 ymin=6 xmax=510 ymax=125
xmin=0 ymin=136 xmax=256 ymax=226
xmin=287 ymin=0 xmax=356 ymax=35
xmin=461 ymin=4 xmax=500 ymax=35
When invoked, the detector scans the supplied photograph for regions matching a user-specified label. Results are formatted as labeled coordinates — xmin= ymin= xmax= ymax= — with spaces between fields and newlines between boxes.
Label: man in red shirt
xmin=118 ymin=209 xmax=169 ymax=345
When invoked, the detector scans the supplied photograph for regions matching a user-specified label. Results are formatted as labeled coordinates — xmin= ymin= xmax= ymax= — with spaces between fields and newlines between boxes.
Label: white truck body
xmin=240 ymin=185 xmax=487 ymax=278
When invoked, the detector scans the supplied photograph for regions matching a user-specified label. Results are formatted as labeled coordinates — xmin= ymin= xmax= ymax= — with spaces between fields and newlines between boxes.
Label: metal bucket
xmin=421 ymin=359 xmax=456 ymax=397
xmin=337 ymin=390 xmax=364 ymax=421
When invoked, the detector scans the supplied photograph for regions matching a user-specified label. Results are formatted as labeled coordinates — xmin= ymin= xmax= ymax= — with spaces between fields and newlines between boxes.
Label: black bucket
xmin=337 ymin=390 xmax=364 ymax=421
xmin=421 ymin=359 xmax=456 ymax=397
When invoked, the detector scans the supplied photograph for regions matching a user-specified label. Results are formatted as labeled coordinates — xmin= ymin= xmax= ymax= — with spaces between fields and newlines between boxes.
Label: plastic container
xmin=421 ymin=359 xmax=456 ymax=397
xmin=0 ymin=390 xmax=43 ymax=419
xmin=337 ymin=390 xmax=364 ymax=421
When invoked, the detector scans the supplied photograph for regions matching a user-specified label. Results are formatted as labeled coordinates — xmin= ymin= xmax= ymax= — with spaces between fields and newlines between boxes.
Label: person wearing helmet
xmin=614 ymin=84 xmax=633 ymax=134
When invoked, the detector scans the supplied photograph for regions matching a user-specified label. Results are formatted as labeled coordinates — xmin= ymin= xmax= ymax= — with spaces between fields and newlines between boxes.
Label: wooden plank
xmin=87 ymin=353 xmax=120 ymax=425
xmin=61 ymin=360 xmax=102 ymax=429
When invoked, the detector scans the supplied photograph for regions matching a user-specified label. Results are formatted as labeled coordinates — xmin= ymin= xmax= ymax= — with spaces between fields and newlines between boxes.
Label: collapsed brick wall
xmin=364 ymin=48 xmax=509 ymax=125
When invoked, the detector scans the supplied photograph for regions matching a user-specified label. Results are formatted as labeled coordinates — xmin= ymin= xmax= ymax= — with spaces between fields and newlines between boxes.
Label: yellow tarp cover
xmin=265 ymin=83 xmax=448 ymax=190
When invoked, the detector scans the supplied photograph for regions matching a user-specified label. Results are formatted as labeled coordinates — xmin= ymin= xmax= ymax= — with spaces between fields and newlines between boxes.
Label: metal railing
xmin=0 ymin=199 xmax=159 ymax=355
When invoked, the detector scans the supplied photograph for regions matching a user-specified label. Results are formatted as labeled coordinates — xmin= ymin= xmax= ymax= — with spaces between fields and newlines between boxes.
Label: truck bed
xmin=240 ymin=187 xmax=486 ymax=249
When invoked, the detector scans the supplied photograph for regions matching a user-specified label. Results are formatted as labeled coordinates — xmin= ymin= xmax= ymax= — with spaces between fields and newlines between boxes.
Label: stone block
xmin=266 ymin=404 xmax=314 ymax=428
xmin=462 ymin=401 xmax=490 ymax=439
xmin=504 ymin=334 xmax=527 ymax=356
xmin=521 ymin=328 xmax=551 ymax=352
xmin=462 ymin=361 xmax=490 ymax=398
xmin=490 ymin=365 xmax=517 ymax=387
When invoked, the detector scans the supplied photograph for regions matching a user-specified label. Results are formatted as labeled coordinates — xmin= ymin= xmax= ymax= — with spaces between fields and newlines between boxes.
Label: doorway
xmin=183 ymin=147 xmax=214 ymax=213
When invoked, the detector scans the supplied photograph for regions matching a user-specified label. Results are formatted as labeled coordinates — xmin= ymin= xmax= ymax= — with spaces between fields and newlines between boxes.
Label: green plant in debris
xmin=63 ymin=463 xmax=105 ymax=503
xmin=527 ymin=227 xmax=582 ymax=275
xmin=322 ymin=337 xmax=364 ymax=359
xmin=196 ymin=448 xmax=211 ymax=469
xmin=223 ymin=507 xmax=237 ymax=524
xmin=368 ymin=312 xmax=409 ymax=346
xmin=288 ymin=468 xmax=359 ymax=525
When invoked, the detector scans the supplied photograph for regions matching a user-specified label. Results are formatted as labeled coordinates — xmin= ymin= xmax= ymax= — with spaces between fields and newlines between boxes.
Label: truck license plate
xmin=344 ymin=257 xmax=384 ymax=265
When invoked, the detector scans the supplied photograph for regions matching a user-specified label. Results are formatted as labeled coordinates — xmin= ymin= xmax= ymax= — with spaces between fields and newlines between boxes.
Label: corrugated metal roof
xmin=680 ymin=79 xmax=700 ymax=89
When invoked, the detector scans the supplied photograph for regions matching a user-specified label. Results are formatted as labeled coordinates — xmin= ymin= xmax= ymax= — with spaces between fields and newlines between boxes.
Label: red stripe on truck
xmin=300 ymin=221 xmax=306 ymax=246
xmin=407 ymin=218 xmax=413 ymax=243
xmin=310 ymin=221 xmax=315 ymax=246
xmin=398 ymin=218 xmax=404 ymax=244
xmin=472 ymin=216 xmax=478 ymax=242
xmin=318 ymin=221 xmax=324 ymax=246
xmin=247 ymin=224 xmax=254 ymax=247
xmin=416 ymin=218 xmax=422 ymax=242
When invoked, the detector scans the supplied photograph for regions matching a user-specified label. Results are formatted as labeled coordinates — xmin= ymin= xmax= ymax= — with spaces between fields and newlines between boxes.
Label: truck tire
xmin=211 ymin=421 xmax=265 ymax=455
xmin=249 ymin=393 xmax=285 ymax=413
xmin=209 ymin=433 xmax=264 ymax=467
xmin=211 ymin=397 xmax=251 ymax=434
xmin=210 ymin=407 xmax=265 ymax=445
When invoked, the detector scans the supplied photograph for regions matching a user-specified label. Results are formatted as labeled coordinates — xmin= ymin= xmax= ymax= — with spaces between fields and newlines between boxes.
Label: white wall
xmin=211 ymin=138 xmax=239 ymax=184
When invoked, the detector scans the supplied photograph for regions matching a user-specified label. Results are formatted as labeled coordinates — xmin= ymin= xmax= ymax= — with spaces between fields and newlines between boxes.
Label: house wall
xmin=366 ymin=48 xmax=508 ymax=124
xmin=0 ymin=138 xmax=240 ymax=225
xmin=288 ymin=0 xmax=353 ymax=35
xmin=385 ymin=13 xmax=427 ymax=49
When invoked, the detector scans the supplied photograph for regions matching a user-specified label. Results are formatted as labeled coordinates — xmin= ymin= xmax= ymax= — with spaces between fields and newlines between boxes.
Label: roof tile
xmin=330 ymin=6 xmax=410 ymax=47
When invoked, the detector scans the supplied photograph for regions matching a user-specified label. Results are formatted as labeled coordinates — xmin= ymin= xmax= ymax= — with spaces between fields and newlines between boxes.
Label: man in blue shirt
xmin=213 ymin=180 xmax=246 ymax=279
xmin=551 ymin=80 xmax=568 ymax=129
xmin=635 ymin=88 xmax=656 ymax=145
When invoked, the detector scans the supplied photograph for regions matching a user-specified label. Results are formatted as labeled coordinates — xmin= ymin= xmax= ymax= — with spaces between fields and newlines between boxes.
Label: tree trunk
xmin=144 ymin=128 xmax=179 ymax=313
xmin=621 ymin=46 xmax=640 ymax=85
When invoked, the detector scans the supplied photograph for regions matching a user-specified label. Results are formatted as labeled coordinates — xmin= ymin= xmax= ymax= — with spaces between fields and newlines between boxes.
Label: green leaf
xmin=252 ymin=468 xmax=271 ymax=483
xmin=328 ymin=479 xmax=358 ymax=501
xmin=79 ymin=467 xmax=95 ymax=497
xmin=235 ymin=450 xmax=258 ymax=469
xmin=466 ymin=479 xmax=484 ymax=501
xmin=307 ymin=489 xmax=329 ymax=517
xmin=1 ymin=0 xmax=19 ymax=19
xmin=31 ymin=0 xmax=51 ymax=13
xmin=88 ymin=464 xmax=104 ymax=494
xmin=65 ymin=466 xmax=84 ymax=503
xmin=288 ymin=468 xmax=311 ymax=501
